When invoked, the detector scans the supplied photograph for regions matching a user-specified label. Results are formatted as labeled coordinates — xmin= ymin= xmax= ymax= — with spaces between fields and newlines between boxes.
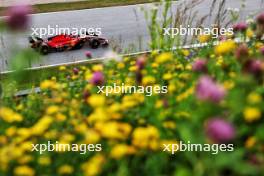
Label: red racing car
xmin=29 ymin=33 xmax=109 ymax=55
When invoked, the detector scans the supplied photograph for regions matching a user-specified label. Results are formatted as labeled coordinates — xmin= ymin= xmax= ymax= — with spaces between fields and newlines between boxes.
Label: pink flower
xmin=5 ymin=5 xmax=32 ymax=31
xmin=136 ymin=55 xmax=147 ymax=70
xmin=233 ymin=22 xmax=248 ymax=32
xmin=260 ymin=47 xmax=264 ymax=55
xmin=196 ymin=76 xmax=226 ymax=103
xmin=235 ymin=44 xmax=249 ymax=60
xmin=72 ymin=67 xmax=79 ymax=75
xmin=192 ymin=59 xmax=207 ymax=72
xmin=90 ymin=71 xmax=104 ymax=85
xmin=206 ymin=117 xmax=236 ymax=143
xmin=85 ymin=51 xmax=92 ymax=58
xmin=257 ymin=12 xmax=264 ymax=25
xmin=243 ymin=59 xmax=262 ymax=77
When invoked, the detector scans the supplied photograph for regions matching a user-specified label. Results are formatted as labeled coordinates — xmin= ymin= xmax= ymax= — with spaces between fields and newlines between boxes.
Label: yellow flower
xmin=38 ymin=156 xmax=51 ymax=165
xmin=142 ymin=76 xmax=156 ymax=85
xmin=0 ymin=107 xmax=23 ymax=123
xmin=40 ymin=80 xmax=58 ymax=90
xmin=83 ymin=129 xmax=101 ymax=144
xmin=56 ymin=113 xmax=67 ymax=122
xmin=246 ymin=29 xmax=254 ymax=38
xmin=82 ymin=154 xmax=105 ymax=176
xmin=59 ymin=133 xmax=75 ymax=144
xmin=243 ymin=107 xmax=261 ymax=122
xmin=162 ymin=121 xmax=176 ymax=129
xmin=31 ymin=116 xmax=53 ymax=135
xmin=223 ymin=80 xmax=235 ymax=90
xmin=129 ymin=65 xmax=137 ymax=72
xmin=87 ymin=95 xmax=106 ymax=107
xmin=110 ymin=144 xmax=136 ymax=159
xmin=59 ymin=66 xmax=66 ymax=71
xmin=245 ymin=136 xmax=256 ymax=149
xmin=247 ymin=92 xmax=262 ymax=104
xmin=107 ymin=103 xmax=122 ymax=119
xmin=95 ymin=121 xmax=132 ymax=140
xmin=46 ymin=105 xmax=59 ymax=115
xmin=87 ymin=108 xmax=108 ymax=124
xmin=151 ymin=50 xmax=159 ymax=57
xmin=6 ymin=126 xmax=17 ymax=137
xmin=132 ymin=126 xmax=160 ymax=150
xmin=215 ymin=40 xmax=236 ymax=55
xmin=255 ymin=42 xmax=263 ymax=49
xmin=151 ymin=62 xmax=159 ymax=68
xmin=176 ymin=87 xmax=194 ymax=102
xmin=117 ymin=62 xmax=125 ymax=69
xmin=198 ymin=34 xmax=211 ymax=43
xmin=182 ymin=49 xmax=190 ymax=57
xmin=58 ymin=165 xmax=74 ymax=175
xmin=16 ymin=128 xmax=32 ymax=140
xmin=155 ymin=52 xmax=172 ymax=64
xmin=18 ymin=155 xmax=33 ymax=164
xmin=163 ymin=73 xmax=173 ymax=80
xmin=14 ymin=165 xmax=35 ymax=176
xmin=92 ymin=64 xmax=103 ymax=71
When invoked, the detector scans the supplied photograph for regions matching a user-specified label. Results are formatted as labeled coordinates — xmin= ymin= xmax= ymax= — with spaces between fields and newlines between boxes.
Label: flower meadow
xmin=1 ymin=3 xmax=264 ymax=176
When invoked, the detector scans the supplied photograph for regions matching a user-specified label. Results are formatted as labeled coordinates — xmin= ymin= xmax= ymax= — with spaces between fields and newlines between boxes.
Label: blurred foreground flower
xmin=5 ymin=5 xmax=32 ymax=31
xmin=196 ymin=76 xmax=226 ymax=103
xmin=215 ymin=40 xmax=236 ymax=55
xmin=235 ymin=44 xmax=249 ymax=60
xmin=85 ymin=51 xmax=92 ymax=58
xmin=243 ymin=59 xmax=262 ymax=78
xmin=192 ymin=59 xmax=207 ymax=72
xmin=90 ymin=71 xmax=104 ymax=86
xmin=233 ymin=22 xmax=248 ymax=32
xmin=257 ymin=12 xmax=264 ymax=25
xmin=206 ymin=118 xmax=236 ymax=143
xmin=260 ymin=47 xmax=264 ymax=55
xmin=243 ymin=107 xmax=261 ymax=123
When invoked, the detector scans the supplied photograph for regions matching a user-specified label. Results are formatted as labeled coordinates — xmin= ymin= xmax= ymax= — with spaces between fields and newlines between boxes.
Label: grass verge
xmin=0 ymin=0 xmax=159 ymax=15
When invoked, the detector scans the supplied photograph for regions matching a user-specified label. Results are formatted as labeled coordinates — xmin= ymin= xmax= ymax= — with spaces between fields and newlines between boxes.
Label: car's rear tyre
xmin=40 ymin=45 xmax=50 ymax=55
xmin=102 ymin=41 xmax=109 ymax=47
xmin=89 ymin=39 xmax=100 ymax=49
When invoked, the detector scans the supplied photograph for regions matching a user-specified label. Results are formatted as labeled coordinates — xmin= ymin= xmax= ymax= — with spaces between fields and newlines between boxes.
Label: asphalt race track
xmin=0 ymin=0 xmax=264 ymax=71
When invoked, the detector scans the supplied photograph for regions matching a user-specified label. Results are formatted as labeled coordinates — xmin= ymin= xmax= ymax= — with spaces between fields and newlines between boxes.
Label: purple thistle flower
xmin=260 ymin=47 xmax=264 ymax=55
xmin=243 ymin=59 xmax=262 ymax=77
xmin=233 ymin=22 xmax=248 ymax=32
xmin=136 ymin=55 xmax=146 ymax=70
xmin=235 ymin=44 xmax=249 ymax=60
xmin=257 ymin=12 xmax=264 ymax=25
xmin=192 ymin=59 xmax=207 ymax=72
xmin=206 ymin=117 xmax=235 ymax=143
xmin=5 ymin=5 xmax=32 ymax=31
xmin=72 ymin=67 xmax=79 ymax=75
xmin=90 ymin=71 xmax=104 ymax=86
xmin=85 ymin=51 xmax=92 ymax=58
xmin=196 ymin=76 xmax=226 ymax=103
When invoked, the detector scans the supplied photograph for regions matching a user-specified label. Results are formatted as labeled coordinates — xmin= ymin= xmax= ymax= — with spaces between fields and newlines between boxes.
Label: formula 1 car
xmin=29 ymin=33 xmax=109 ymax=55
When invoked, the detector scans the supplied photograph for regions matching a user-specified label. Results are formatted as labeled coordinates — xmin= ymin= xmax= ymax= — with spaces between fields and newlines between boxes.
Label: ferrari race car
xmin=29 ymin=33 xmax=109 ymax=55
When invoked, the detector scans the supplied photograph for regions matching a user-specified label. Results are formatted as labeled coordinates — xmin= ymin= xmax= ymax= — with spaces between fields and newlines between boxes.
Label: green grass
xmin=0 ymin=0 xmax=159 ymax=15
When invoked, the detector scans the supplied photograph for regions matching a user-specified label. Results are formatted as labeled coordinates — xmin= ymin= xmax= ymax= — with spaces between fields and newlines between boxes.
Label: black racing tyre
xmin=40 ymin=45 xmax=50 ymax=55
xmin=89 ymin=39 xmax=100 ymax=49
xmin=73 ymin=41 xmax=85 ymax=50
xmin=102 ymin=42 xmax=109 ymax=47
